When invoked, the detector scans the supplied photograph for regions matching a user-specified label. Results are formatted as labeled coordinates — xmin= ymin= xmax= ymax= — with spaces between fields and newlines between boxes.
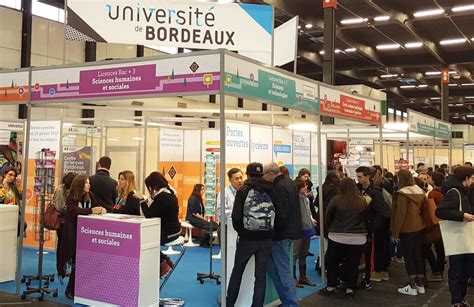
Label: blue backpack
xmin=243 ymin=188 xmax=275 ymax=232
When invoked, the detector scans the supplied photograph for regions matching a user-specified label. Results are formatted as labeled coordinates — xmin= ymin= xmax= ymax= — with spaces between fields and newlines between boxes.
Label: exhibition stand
xmin=0 ymin=49 xmax=386 ymax=305
xmin=0 ymin=204 xmax=18 ymax=283
xmin=74 ymin=214 xmax=160 ymax=306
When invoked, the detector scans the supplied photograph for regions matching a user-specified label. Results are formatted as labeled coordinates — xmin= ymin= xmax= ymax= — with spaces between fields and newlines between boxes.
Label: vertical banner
xmin=183 ymin=130 xmax=201 ymax=218
xmin=293 ymin=131 xmax=311 ymax=178
xmin=250 ymin=125 xmax=273 ymax=163
xmin=311 ymin=133 xmax=327 ymax=186
xmin=62 ymin=146 xmax=95 ymax=176
xmin=273 ymin=127 xmax=293 ymax=176
xmin=159 ymin=128 xmax=184 ymax=218
xmin=24 ymin=121 xmax=61 ymax=248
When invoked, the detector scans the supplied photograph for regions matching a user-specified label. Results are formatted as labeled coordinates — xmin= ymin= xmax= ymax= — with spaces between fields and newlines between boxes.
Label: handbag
xmin=439 ymin=188 xmax=474 ymax=256
xmin=44 ymin=202 xmax=61 ymax=230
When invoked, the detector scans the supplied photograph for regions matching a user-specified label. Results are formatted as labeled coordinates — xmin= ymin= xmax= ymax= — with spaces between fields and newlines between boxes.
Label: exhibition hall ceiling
xmin=37 ymin=0 xmax=474 ymax=123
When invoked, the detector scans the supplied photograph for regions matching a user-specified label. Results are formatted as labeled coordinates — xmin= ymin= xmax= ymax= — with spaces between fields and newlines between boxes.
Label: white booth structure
xmin=0 ymin=205 xmax=19 ymax=283
xmin=1 ymin=49 xmax=388 ymax=305
xmin=74 ymin=214 xmax=160 ymax=306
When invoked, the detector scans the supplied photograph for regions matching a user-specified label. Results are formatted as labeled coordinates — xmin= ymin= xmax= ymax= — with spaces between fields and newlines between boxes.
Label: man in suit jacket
xmin=89 ymin=156 xmax=118 ymax=212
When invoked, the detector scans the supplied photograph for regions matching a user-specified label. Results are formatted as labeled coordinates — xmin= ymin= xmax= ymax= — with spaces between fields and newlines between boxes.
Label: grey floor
xmin=0 ymin=291 xmax=67 ymax=306
xmin=300 ymin=260 xmax=474 ymax=307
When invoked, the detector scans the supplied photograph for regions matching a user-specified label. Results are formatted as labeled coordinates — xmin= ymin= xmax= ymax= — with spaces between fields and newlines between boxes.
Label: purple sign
xmin=79 ymin=64 xmax=156 ymax=94
xmin=75 ymin=216 xmax=141 ymax=306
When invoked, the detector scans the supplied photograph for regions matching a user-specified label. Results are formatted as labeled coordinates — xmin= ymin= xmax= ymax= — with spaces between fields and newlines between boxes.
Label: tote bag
xmin=439 ymin=188 xmax=474 ymax=256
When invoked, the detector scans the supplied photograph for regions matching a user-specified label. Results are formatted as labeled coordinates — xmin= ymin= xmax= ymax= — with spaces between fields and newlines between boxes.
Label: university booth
xmin=0 ymin=49 xmax=386 ymax=306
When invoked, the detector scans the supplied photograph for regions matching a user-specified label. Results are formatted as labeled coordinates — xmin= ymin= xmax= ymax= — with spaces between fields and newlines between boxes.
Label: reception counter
xmin=0 ymin=204 xmax=18 ymax=283
xmin=74 ymin=214 xmax=160 ymax=306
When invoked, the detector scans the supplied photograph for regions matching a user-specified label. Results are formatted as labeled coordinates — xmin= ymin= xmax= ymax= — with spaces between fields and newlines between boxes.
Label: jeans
xmin=267 ymin=239 xmax=298 ymax=307
xmin=226 ymin=238 xmax=273 ymax=307
xmin=374 ymin=225 xmax=391 ymax=272
xmin=423 ymin=240 xmax=445 ymax=274
xmin=448 ymin=254 xmax=474 ymax=304
xmin=399 ymin=231 xmax=425 ymax=278
xmin=327 ymin=240 xmax=364 ymax=290
xmin=363 ymin=233 xmax=373 ymax=281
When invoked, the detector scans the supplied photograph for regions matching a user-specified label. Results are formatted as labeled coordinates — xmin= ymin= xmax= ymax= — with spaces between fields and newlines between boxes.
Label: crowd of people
xmin=2 ymin=155 xmax=474 ymax=307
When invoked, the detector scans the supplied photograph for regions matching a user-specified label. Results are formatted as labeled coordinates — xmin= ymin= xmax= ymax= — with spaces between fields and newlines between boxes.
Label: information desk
xmin=75 ymin=214 xmax=160 ymax=306
xmin=0 ymin=204 xmax=18 ymax=282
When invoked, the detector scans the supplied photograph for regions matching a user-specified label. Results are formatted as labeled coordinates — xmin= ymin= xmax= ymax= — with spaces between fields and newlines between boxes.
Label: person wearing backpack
xmin=227 ymin=162 xmax=276 ymax=307
xmin=436 ymin=166 xmax=474 ymax=307
xmin=391 ymin=170 xmax=426 ymax=296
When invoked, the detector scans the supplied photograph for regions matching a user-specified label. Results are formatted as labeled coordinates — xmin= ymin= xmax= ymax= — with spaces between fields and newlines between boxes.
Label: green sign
xmin=417 ymin=123 xmax=436 ymax=136
xmin=224 ymin=69 xmax=319 ymax=113
xmin=436 ymin=122 xmax=451 ymax=139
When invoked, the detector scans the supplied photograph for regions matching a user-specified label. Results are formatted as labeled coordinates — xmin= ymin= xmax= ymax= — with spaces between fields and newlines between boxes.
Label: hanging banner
xmin=435 ymin=120 xmax=452 ymax=139
xmin=407 ymin=109 xmax=435 ymax=137
xmin=63 ymin=146 xmax=95 ymax=176
xmin=250 ymin=125 xmax=273 ymax=163
xmin=0 ymin=71 xmax=29 ymax=104
xmin=320 ymin=85 xmax=381 ymax=123
xmin=30 ymin=54 xmax=220 ymax=103
xmin=66 ymin=0 xmax=273 ymax=53
xmin=225 ymin=54 xmax=319 ymax=113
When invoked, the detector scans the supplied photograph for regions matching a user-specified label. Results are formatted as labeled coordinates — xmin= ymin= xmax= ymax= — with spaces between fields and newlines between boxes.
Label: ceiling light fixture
xmin=413 ymin=8 xmax=445 ymax=18
xmin=374 ymin=15 xmax=390 ymax=21
xmin=305 ymin=23 xmax=312 ymax=29
xmin=466 ymin=96 xmax=474 ymax=99
xmin=340 ymin=18 xmax=366 ymax=25
xmin=418 ymin=84 xmax=428 ymax=88
xmin=400 ymin=85 xmax=416 ymax=89
xmin=344 ymin=48 xmax=356 ymax=52
xmin=449 ymin=71 xmax=458 ymax=74
xmin=455 ymin=104 xmax=464 ymax=106
xmin=430 ymin=97 xmax=441 ymax=100
xmin=380 ymin=74 xmax=398 ymax=78
xmin=440 ymin=38 xmax=467 ymax=45
xmin=335 ymin=49 xmax=341 ymax=54
xmin=425 ymin=71 xmax=441 ymax=76
xmin=319 ymin=50 xmax=325 ymax=55
xmin=452 ymin=4 xmax=474 ymax=12
xmin=461 ymin=83 xmax=474 ymax=86
xmin=405 ymin=42 xmax=423 ymax=48
xmin=448 ymin=83 xmax=458 ymax=87
xmin=376 ymin=44 xmax=401 ymax=50
xmin=297 ymin=25 xmax=301 ymax=29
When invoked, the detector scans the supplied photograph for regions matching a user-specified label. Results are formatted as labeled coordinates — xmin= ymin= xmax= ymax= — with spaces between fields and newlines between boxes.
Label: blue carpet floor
xmin=0 ymin=239 xmax=321 ymax=306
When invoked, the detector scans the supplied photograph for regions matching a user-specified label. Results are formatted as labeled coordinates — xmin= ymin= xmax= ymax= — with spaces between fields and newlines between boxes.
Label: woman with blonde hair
xmin=113 ymin=170 xmax=140 ymax=215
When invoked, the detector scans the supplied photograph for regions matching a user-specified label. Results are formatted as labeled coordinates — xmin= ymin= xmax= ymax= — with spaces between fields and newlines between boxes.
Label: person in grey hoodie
xmin=391 ymin=170 xmax=426 ymax=296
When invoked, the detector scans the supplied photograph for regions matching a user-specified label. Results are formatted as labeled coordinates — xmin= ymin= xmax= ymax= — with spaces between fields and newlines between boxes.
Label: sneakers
xmin=360 ymin=280 xmax=372 ymax=290
xmin=160 ymin=260 xmax=172 ymax=278
xmin=452 ymin=303 xmax=471 ymax=307
xmin=462 ymin=300 xmax=472 ymax=307
xmin=397 ymin=285 xmax=417 ymax=296
xmin=381 ymin=271 xmax=389 ymax=281
xmin=395 ymin=257 xmax=405 ymax=264
xmin=416 ymin=285 xmax=426 ymax=294
xmin=427 ymin=273 xmax=443 ymax=282
xmin=370 ymin=272 xmax=383 ymax=282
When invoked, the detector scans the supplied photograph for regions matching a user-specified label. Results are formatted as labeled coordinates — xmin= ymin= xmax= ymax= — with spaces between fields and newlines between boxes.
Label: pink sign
xmin=75 ymin=217 xmax=141 ymax=306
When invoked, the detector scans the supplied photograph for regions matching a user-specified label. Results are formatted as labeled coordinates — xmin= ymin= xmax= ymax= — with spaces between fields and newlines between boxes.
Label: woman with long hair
xmin=53 ymin=172 xmax=77 ymax=275
xmin=391 ymin=170 xmax=426 ymax=296
xmin=319 ymin=178 xmax=368 ymax=297
xmin=186 ymin=183 xmax=218 ymax=246
xmin=0 ymin=166 xmax=22 ymax=205
xmin=113 ymin=170 xmax=140 ymax=215
xmin=135 ymin=172 xmax=181 ymax=276
xmin=58 ymin=175 xmax=105 ymax=299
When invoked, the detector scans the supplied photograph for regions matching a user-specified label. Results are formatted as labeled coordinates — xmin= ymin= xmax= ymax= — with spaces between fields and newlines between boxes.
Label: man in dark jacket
xmin=227 ymin=162 xmax=275 ymax=307
xmin=89 ymin=156 xmax=118 ymax=212
xmin=436 ymin=166 xmax=474 ymax=307
xmin=356 ymin=166 xmax=391 ymax=288
xmin=263 ymin=162 xmax=302 ymax=307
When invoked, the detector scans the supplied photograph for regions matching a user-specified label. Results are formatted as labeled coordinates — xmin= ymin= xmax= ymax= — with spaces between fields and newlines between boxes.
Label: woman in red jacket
xmin=58 ymin=175 xmax=105 ymax=299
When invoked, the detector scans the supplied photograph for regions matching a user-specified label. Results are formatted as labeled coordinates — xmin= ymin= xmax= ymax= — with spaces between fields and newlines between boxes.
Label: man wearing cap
xmin=227 ymin=163 xmax=276 ymax=307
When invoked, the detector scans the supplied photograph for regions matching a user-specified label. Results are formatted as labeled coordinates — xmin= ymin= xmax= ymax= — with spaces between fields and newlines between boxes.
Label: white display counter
xmin=0 ymin=204 xmax=18 ymax=283
xmin=74 ymin=214 xmax=160 ymax=307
